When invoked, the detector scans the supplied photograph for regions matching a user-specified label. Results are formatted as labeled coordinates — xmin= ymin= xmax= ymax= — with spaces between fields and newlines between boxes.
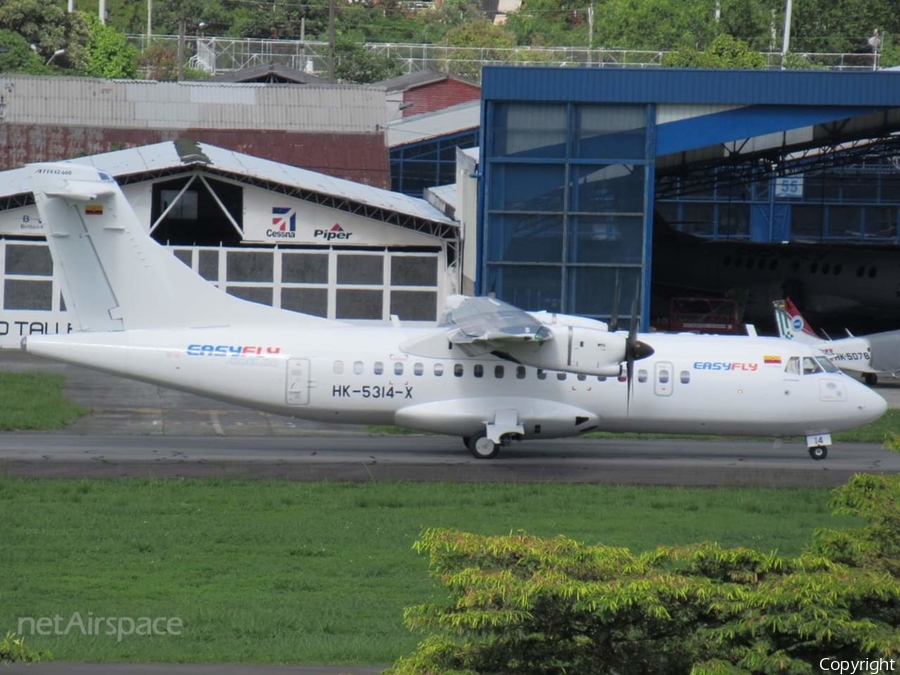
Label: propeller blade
xmin=625 ymin=276 xmax=653 ymax=415
xmin=609 ymin=270 xmax=621 ymax=333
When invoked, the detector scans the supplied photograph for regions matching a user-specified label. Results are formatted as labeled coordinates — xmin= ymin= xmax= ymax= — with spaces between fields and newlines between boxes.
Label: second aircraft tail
xmin=773 ymin=298 xmax=824 ymax=345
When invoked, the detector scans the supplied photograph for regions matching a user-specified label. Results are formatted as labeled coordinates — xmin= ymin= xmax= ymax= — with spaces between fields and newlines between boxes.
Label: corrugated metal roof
xmin=0 ymin=141 xmax=455 ymax=227
xmin=425 ymin=184 xmax=457 ymax=214
xmin=0 ymin=75 xmax=384 ymax=133
xmin=374 ymin=69 xmax=450 ymax=93
xmin=207 ymin=64 xmax=331 ymax=85
xmin=482 ymin=66 xmax=900 ymax=106
xmin=388 ymin=100 xmax=480 ymax=147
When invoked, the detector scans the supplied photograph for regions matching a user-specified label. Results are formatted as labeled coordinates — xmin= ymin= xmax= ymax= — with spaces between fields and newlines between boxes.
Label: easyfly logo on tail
xmin=314 ymin=224 xmax=352 ymax=241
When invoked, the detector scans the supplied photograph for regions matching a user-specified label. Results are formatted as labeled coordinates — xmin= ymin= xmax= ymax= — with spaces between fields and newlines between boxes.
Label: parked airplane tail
xmin=773 ymin=298 xmax=824 ymax=344
xmin=30 ymin=163 xmax=336 ymax=332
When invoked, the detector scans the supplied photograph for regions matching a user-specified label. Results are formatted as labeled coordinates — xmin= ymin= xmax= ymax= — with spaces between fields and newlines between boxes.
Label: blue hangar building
xmin=476 ymin=66 xmax=900 ymax=328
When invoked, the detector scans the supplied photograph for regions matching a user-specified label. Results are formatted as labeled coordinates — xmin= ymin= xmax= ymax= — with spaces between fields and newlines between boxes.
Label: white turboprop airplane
xmin=23 ymin=164 xmax=887 ymax=461
xmin=774 ymin=297 xmax=900 ymax=386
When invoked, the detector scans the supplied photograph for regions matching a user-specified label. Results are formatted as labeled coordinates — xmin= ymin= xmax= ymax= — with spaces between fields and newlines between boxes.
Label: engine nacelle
xmin=500 ymin=325 xmax=628 ymax=376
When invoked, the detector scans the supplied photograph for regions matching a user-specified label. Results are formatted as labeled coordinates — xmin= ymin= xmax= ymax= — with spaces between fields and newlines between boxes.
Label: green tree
xmin=0 ymin=0 xmax=90 ymax=70
xmin=436 ymin=0 xmax=489 ymax=29
xmin=0 ymin=28 xmax=48 ymax=74
xmin=388 ymin=474 xmax=900 ymax=675
xmin=333 ymin=37 xmax=403 ymax=83
xmin=84 ymin=14 xmax=139 ymax=78
xmin=441 ymin=20 xmax=515 ymax=79
xmin=663 ymin=33 xmax=767 ymax=68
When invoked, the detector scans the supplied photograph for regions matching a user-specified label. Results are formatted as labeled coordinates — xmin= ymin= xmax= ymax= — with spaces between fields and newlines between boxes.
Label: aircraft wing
xmin=440 ymin=296 xmax=552 ymax=345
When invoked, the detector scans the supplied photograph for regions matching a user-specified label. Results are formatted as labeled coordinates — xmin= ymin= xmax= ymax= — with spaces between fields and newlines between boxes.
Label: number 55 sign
xmin=775 ymin=176 xmax=804 ymax=198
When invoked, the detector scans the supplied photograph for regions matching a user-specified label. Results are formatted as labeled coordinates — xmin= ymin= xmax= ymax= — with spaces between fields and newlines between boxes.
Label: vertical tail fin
xmin=30 ymin=163 xmax=336 ymax=331
xmin=773 ymin=297 xmax=823 ymax=344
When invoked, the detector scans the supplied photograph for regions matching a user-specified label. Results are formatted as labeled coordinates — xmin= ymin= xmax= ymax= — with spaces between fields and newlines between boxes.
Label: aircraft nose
xmin=855 ymin=384 xmax=888 ymax=425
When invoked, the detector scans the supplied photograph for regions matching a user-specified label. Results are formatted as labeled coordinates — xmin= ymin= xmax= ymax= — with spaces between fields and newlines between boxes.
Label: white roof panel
xmin=388 ymin=100 xmax=480 ymax=148
xmin=0 ymin=141 xmax=455 ymax=228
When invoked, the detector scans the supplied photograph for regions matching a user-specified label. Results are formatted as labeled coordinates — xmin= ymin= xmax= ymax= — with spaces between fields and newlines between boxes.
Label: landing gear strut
xmin=466 ymin=432 xmax=499 ymax=459
xmin=805 ymin=433 xmax=831 ymax=461
xmin=809 ymin=445 xmax=828 ymax=461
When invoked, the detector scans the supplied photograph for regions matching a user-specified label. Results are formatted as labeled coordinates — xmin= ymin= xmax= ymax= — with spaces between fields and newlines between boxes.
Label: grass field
xmin=0 ymin=373 xmax=86 ymax=431
xmin=0 ymin=479 xmax=861 ymax=665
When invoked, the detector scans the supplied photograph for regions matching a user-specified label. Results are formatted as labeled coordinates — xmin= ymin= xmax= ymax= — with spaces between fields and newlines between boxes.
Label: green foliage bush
xmin=0 ymin=632 xmax=50 ymax=664
xmin=389 ymin=474 xmax=900 ymax=675
xmin=84 ymin=14 xmax=139 ymax=78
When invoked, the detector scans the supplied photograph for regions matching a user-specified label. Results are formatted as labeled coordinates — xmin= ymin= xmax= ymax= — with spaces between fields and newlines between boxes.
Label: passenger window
xmin=434 ymin=363 xmax=444 ymax=376
xmin=414 ymin=363 xmax=423 ymax=376
xmin=757 ymin=258 xmax=766 ymax=270
xmin=474 ymin=364 xmax=483 ymax=378
xmin=577 ymin=374 xmax=587 ymax=381
xmin=394 ymin=362 xmax=404 ymax=376
xmin=822 ymin=263 xmax=831 ymax=274
xmin=516 ymin=366 xmax=526 ymax=379
xmin=791 ymin=261 xmax=801 ymax=273
xmin=495 ymin=365 xmax=504 ymax=378
xmin=723 ymin=255 xmax=732 ymax=267
xmin=809 ymin=262 xmax=818 ymax=274
xmin=353 ymin=361 xmax=364 ymax=375
xmin=769 ymin=259 xmax=778 ymax=271
xmin=857 ymin=266 xmax=865 ymax=278
xmin=834 ymin=264 xmax=843 ymax=275
xmin=784 ymin=356 xmax=800 ymax=375
xmin=637 ymin=369 xmax=648 ymax=383
xmin=680 ymin=370 xmax=690 ymax=384
xmin=659 ymin=369 xmax=670 ymax=384
xmin=802 ymin=357 xmax=822 ymax=375
xmin=333 ymin=360 xmax=344 ymax=374
xmin=869 ymin=266 xmax=878 ymax=279
xmin=537 ymin=369 xmax=547 ymax=380
xmin=556 ymin=372 xmax=567 ymax=381
xmin=454 ymin=364 xmax=464 ymax=377
xmin=374 ymin=361 xmax=384 ymax=375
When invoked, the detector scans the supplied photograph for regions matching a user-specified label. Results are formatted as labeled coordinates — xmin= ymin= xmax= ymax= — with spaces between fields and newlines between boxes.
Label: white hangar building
xmin=0 ymin=141 xmax=459 ymax=348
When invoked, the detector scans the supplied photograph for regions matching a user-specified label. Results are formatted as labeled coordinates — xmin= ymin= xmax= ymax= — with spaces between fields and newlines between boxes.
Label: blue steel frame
xmin=390 ymin=128 xmax=479 ymax=196
xmin=478 ymin=100 xmax=656 ymax=329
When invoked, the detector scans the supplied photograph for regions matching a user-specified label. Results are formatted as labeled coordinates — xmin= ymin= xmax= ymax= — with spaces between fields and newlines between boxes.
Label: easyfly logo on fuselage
xmin=314 ymin=224 xmax=352 ymax=241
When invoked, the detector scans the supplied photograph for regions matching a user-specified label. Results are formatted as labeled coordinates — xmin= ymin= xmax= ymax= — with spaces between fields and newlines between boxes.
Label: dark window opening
xmin=151 ymin=177 xmax=243 ymax=246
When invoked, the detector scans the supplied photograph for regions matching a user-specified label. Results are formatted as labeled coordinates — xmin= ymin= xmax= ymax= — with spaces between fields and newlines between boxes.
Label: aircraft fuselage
xmin=26 ymin=326 xmax=885 ymax=440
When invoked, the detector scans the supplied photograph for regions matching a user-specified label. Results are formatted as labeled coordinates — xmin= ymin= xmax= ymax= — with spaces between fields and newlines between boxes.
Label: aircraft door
xmin=286 ymin=358 xmax=311 ymax=406
xmin=654 ymin=362 xmax=674 ymax=397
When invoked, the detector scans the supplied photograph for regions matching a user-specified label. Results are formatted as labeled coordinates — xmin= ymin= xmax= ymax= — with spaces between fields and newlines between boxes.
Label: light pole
xmin=781 ymin=0 xmax=793 ymax=68
xmin=46 ymin=48 xmax=66 ymax=66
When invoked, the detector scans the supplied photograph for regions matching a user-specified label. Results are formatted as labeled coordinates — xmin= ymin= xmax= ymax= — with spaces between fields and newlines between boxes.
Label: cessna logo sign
xmin=266 ymin=207 xmax=297 ymax=239
xmin=315 ymin=224 xmax=353 ymax=241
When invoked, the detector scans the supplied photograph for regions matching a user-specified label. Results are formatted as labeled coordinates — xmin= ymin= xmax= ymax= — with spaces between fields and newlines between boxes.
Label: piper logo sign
xmin=314 ymin=224 xmax=353 ymax=241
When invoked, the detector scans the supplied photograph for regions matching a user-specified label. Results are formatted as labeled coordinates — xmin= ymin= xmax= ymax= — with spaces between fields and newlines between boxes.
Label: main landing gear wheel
xmin=864 ymin=373 xmax=878 ymax=386
xmin=466 ymin=433 xmax=499 ymax=460
xmin=809 ymin=445 xmax=828 ymax=461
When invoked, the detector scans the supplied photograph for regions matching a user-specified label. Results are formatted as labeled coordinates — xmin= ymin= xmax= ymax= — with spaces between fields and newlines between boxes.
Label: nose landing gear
xmin=805 ymin=433 xmax=832 ymax=461
xmin=808 ymin=445 xmax=828 ymax=460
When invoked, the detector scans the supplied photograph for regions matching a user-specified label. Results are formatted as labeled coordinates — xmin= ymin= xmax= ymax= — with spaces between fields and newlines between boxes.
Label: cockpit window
xmin=802 ymin=357 xmax=823 ymax=375
xmin=816 ymin=356 xmax=840 ymax=373
xmin=784 ymin=356 xmax=800 ymax=375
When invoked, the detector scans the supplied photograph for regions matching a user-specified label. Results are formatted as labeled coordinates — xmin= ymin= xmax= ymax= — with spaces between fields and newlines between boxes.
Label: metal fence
xmin=127 ymin=35 xmax=883 ymax=81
